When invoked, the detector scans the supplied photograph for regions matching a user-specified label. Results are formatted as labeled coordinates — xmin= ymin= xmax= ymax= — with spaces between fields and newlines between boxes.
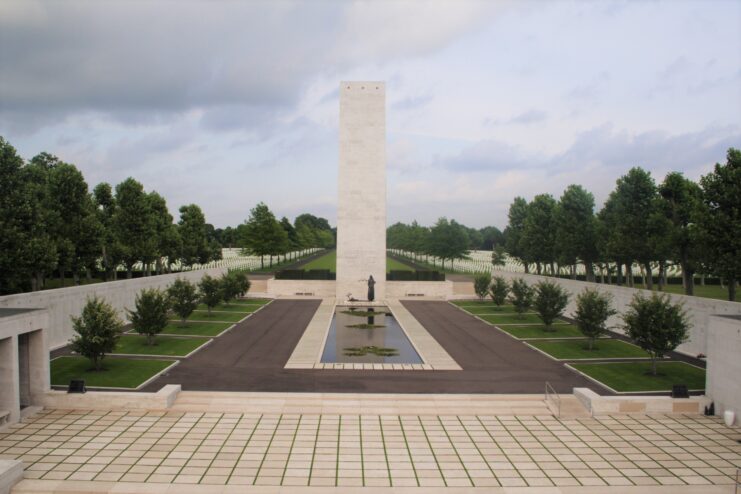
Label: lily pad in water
xmin=343 ymin=346 xmax=399 ymax=357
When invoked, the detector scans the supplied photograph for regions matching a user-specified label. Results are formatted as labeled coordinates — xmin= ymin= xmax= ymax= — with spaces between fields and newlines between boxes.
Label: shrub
xmin=533 ymin=281 xmax=569 ymax=331
xmin=127 ymin=288 xmax=169 ymax=345
xmin=574 ymin=289 xmax=616 ymax=349
xmin=70 ymin=296 xmax=123 ymax=371
xmin=220 ymin=271 xmax=252 ymax=305
xmin=474 ymin=272 xmax=492 ymax=301
xmin=510 ymin=278 xmax=534 ymax=317
xmin=623 ymin=293 xmax=690 ymax=375
xmin=199 ymin=274 xmax=222 ymax=314
xmin=489 ymin=276 xmax=509 ymax=306
xmin=167 ymin=278 xmax=199 ymax=325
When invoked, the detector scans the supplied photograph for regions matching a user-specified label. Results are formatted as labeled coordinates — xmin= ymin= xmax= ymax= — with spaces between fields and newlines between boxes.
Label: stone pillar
xmin=0 ymin=336 xmax=20 ymax=423
xmin=336 ymin=81 xmax=387 ymax=301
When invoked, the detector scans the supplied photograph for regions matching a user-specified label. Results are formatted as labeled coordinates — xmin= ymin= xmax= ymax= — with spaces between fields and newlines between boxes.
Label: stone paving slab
xmin=2 ymin=409 xmax=738 ymax=490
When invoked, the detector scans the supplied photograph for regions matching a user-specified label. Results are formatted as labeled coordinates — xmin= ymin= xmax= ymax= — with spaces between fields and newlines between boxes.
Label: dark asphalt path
xmin=144 ymin=299 xmax=603 ymax=394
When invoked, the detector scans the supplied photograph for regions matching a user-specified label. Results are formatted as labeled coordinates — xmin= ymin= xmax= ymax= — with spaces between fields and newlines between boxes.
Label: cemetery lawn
xmin=162 ymin=321 xmax=233 ymax=336
xmin=571 ymin=362 xmax=706 ymax=392
xmin=51 ymin=356 xmax=173 ymax=388
xmin=113 ymin=335 xmax=209 ymax=356
xmin=452 ymin=301 xmax=515 ymax=307
xmin=498 ymin=324 xmax=584 ymax=339
xmin=301 ymin=250 xmax=416 ymax=273
xmin=479 ymin=313 xmax=551 ymax=325
xmin=186 ymin=310 xmax=246 ymax=323
xmin=529 ymin=339 xmax=650 ymax=360
xmin=233 ymin=298 xmax=272 ymax=305
xmin=386 ymin=258 xmax=413 ymax=272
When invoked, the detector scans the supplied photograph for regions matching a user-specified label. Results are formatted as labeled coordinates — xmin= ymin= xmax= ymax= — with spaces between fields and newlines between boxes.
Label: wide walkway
xmin=144 ymin=299 xmax=599 ymax=394
xmin=2 ymin=407 xmax=739 ymax=491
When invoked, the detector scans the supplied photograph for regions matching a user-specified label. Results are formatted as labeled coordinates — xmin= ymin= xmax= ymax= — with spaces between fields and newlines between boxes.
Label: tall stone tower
xmin=336 ymin=81 xmax=386 ymax=301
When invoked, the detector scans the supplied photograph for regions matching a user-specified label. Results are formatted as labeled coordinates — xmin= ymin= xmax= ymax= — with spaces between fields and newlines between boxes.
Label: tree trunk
xmin=643 ymin=263 xmax=653 ymax=290
xmin=729 ymin=277 xmax=737 ymax=302
xmin=73 ymin=272 xmax=80 ymax=285
xmin=536 ymin=263 xmax=541 ymax=275
xmin=260 ymin=256 xmax=264 ymax=269
xmin=571 ymin=264 xmax=576 ymax=280
xmin=657 ymin=261 xmax=665 ymax=291
xmin=651 ymin=356 xmax=657 ymax=376
xmin=616 ymin=262 xmax=623 ymax=286
xmin=524 ymin=263 xmax=530 ymax=274
xmin=588 ymin=337 xmax=594 ymax=351
xmin=585 ymin=262 xmax=595 ymax=282
xmin=682 ymin=264 xmax=695 ymax=296
xmin=700 ymin=274 xmax=705 ymax=286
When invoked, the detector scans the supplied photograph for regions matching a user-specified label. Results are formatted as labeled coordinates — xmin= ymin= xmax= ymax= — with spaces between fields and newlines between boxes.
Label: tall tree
xmin=504 ymin=197 xmax=530 ymax=273
xmin=114 ymin=178 xmax=156 ymax=278
xmin=148 ymin=192 xmax=180 ymax=275
xmin=521 ymin=194 xmax=557 ymax=275
xmin=427 ymin=218 xmax=469 ymax=270
xmin=240 ymin=202 xmax=287 ymax=269
xmin=555 ymin=185 xmax=599 ymax=281
xmin=657 ymin=173 xmax=703 ymax=295
xmin=280 ymin=217 xmax=298 ymax=260
xmin=695 ymin=148 xmax=741 ymax=301
xmin=93 ymin=183 xmax=122 ymax=281
xmin=178 ymin=204 xmax=211 ymax=269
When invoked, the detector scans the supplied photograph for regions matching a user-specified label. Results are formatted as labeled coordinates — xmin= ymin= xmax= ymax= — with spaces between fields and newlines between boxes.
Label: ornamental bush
xmin=510 ymin=278 xmax=534 ymax=317
xmin=127 ymin=288 xmax=169 ymax=345
xmin=489 ymin=276 xmax=509 ymax=306
xmin=167 ymin=278 xmax=199 ymax=325
xmin=199 ymin=274 xmax=222 ymax=314
xmin=473 ymin=272 xmax=492 ymax=301
xmin=573 ymin=288 xmax=616 ymax=349
xmin=70 ymin=296 xmax=123 ymax=371
xmin=533 ymin=281 xmax=569 ymax=331
xmin=623 ymin=293 xmax=690 ymax=375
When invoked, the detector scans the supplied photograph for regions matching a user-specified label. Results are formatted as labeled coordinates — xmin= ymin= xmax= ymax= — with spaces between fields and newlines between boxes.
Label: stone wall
xmin=706 ymin=315 xmax=741 ymax=421
xmin=491 ymin=271 xmax=741 ymax=357
xmin=0 ymin=268 xmax=225 ymax=350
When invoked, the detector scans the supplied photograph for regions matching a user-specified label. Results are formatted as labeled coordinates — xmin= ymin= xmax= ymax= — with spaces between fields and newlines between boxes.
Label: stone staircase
xmin=171 ymin=391 xmax=590 ymax=417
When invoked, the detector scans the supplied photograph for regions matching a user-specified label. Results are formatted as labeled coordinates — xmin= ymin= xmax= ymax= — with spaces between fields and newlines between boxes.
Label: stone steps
xmin=170 ymin=391 xmax=579 ymax=416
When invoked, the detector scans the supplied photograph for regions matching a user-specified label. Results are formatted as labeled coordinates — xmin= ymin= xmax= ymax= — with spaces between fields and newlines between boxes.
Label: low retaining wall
xmin=574 ymin=387 xmax=710 ymax=415
xmin=386 ymin=281 xmax=453 ymax=299
xmin=491 ymin=271 xmax=741 ymax=357
xmin=42 ymin=384 xmax=181 ymax=411
xmin=267 ymin=279 xmax=335 ymax=298
xmin=0 ymin=269 xmax=225 ymax=350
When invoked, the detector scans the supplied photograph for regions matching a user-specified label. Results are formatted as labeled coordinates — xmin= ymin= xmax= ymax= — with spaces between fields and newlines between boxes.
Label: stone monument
xmin=336 ymin=81 xmax=386 ymax=301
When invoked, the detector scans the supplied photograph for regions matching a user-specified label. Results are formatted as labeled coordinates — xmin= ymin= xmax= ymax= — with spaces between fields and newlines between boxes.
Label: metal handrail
xmin=545 ymin=381 xmax=561 ymax=418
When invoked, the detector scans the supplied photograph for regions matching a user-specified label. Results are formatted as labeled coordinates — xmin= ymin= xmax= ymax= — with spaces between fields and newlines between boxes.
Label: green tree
xmin=241 ymin=202 xmax=287 ymax=268
xmin=178 ymin=204 xmax=211 ymax=269
xmin=504 ymin=197 xmax=530 ymax=273
xmin=24 ymin=153 xmax=60 ymax=290
xmin=167 ymin=278 xmax=200 ymax=325
xmin=695 ymin=148 xmax=741 ymax=301
xmin=657 ymin=172 xmax=703 ymax=295
xmin=574 ymin=289 xmax=616 ymax=350
xmin=70 ymin=296 xmax=123 ymax=371
xmin=473 ymin=272 xmax=492 ymax=301
xmin=533 ymin=280 xmax=569 ymax=331
xmin=489 ymin=276 xmax=509 ymax=306
xmin=220 ymin=271 xmax=243 ymax=305
xmin=555 ymin=185 xmax=599 ymax=281
xmin=280 ymin=217 xmax=299 ymax=260
xmin=491 ymin=244 xmax=506 ymax=268
xmin=427 ymin=217 xmax=469 ymax=270
xmin=522 ymin=194 xmax=557 ymax=275
xmin=510 ymin=278 xmax=534 ymax=318
xmin=199 ymin=274 xmax=222 ymax=314
xmin=232 ymin=270 xmax=251 ymax=297
xmin=127 ymin=289 xmax=169 ymax=345
xmin=93 ymin=183 xmax=122 ymax=281
xmin=147 ymin=192 xmax=178 ymax=275
xmin=623 ymin=293 xmax=690 ymax=375
xmin=114 ymin=178 xmax=156 ymax=278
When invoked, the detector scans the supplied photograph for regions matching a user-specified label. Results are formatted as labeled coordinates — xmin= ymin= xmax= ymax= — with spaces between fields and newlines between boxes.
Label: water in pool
xmin=321 ymin=306 xmax=422 ymax=364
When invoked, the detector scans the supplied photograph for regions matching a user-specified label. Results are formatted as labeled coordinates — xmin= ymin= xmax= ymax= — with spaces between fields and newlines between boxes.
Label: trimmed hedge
xmin=275 ymin=269 xmax=336 ymax=280
xmin=387 ymin=270 xmax=445 ymax=281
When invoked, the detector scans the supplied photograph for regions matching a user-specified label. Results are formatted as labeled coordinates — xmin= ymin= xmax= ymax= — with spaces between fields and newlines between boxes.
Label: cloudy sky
xmin=1 ymin=0 xmax=739 ymax=229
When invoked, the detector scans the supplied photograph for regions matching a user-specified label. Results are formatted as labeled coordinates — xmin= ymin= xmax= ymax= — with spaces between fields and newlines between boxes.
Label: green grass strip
xmin=187 ymin=310 xmax=246 ymax=322
xmin=529 ymin=339 xmax=650 ymax=360
xmin=571 ymin=361 xmax=706 ymax=392
xmin=195 ymin=303 xmax=257 ymax=313
xmin=162 ymin=320 xmax=232 ymax=336
xmin=51 ymin=356 xmax=173 ymax=388
xmin=359 ymin=415 xmax=365 ymax=486
xmin=113 ymin=334 xmax=208 ymax=356
xmin=497 ymin=324 xmax=583 ymax=339
xmin=226 ymin=414 xmax=263 ymax=484
xmin=281 ymin=415 xmax=302 ymax=485
xmin=436 ymin=416 xmax=474 ymax=486
xmin=308 ymin=415 xmax=322 ymax=486
xmin=397 ymin=417 xmax=420 ymax=486
xmin=479 ymin=313 xmax=550 ymax=324
xmin=417 ymin=416 xmax=447 ymax=487
xmin=252 ymin=414 xmax=283 ymax=485
xmin=456 ymin=416 xmax=499 ymax=486
xmin=335 ymin=415 xmax=341 ymax=486
xmin=378 ymin=416 xmax=393 ymax=487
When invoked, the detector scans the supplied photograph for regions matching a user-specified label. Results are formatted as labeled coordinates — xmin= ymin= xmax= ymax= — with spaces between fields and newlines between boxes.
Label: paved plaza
xmin=2 ymin=406 xmax=739 ymax=492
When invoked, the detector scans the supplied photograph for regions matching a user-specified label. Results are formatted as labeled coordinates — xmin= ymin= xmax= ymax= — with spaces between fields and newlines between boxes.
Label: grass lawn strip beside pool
xmin=162 ymin=321 xmax=234 ymax=336
xmin=234 ymin=298 xmax=272 ymax=305
xmin=569 ymin=361 xmax=706 ymax=393
xmin=452 ymin=301 xmax=515 ymax=307
xmin=187 ymin=310 xmax=247 ymax=323
xmin=112 ymin=335 xmax=211 ymax=357
xmin=463 ymin=306 xmax=535 ymax=315
xmin=527 ymin=338 xmax=651 ymax=360
xmin=51 ymin=356 xmax=176 ymax=389
xmin=497 ymin=324 xmax=585 ymax=339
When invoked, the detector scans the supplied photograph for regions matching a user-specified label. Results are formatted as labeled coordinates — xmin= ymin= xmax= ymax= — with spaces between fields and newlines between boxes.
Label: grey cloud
xmin=483 ymin=108 xmax=547 ymax=127
xmin=392 ymin=95 xmax=433 ymax=111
